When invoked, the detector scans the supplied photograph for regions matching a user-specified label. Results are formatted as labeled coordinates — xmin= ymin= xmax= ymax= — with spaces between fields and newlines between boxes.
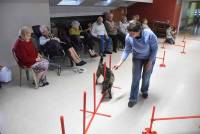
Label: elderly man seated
xmin=91 ymin=16 xmax=112 ymax=57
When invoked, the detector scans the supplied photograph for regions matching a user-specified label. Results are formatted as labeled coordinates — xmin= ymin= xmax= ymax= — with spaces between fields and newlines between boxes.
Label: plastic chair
xmin=12 ymin=48 xmax=38 ymax=89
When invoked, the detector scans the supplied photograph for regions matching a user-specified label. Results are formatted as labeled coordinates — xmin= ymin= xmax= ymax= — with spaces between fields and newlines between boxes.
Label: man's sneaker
xmin=128 ymin=101 xmax=137 ymax=108
xmin=142 ymin=93 xmax=148 ymax=99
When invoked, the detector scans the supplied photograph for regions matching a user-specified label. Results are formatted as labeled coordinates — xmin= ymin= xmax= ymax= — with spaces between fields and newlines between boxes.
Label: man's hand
xmin=113 ymin=64 xmax=120 ymax=70
xmin=113 ymin=60 xmax=124 ymax=70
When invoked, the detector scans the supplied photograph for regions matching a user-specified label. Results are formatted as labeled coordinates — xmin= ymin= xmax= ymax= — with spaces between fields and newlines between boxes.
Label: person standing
xmin=118 ymin=16 xmax=129 ymax=48
xmin=113 ymin=22 xmax=158 ymax=108
xmin=104 ymin=13 xmax=118 ymax=52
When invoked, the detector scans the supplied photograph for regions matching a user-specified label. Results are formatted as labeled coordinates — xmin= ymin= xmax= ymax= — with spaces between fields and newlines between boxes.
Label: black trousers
xmin=109 ymin=35 xmax=118 ymax=52
xmin=118 ymin=33 xmax=126 ymax=48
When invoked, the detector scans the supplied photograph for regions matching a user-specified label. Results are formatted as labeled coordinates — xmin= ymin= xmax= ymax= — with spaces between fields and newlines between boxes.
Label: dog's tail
xmin=99 ymin=56 xmax=103 ymax=64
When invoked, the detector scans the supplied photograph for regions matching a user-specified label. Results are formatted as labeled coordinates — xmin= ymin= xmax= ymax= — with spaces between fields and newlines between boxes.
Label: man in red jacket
xmin=14 ymin=26 xmax=49 ymax=87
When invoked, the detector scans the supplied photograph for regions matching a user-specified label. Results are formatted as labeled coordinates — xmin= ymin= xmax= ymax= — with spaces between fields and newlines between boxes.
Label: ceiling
xmin=0 ymin=0 xmax=152 ymax=7
xmin=49 ymin=0 xmax=152 ymax=7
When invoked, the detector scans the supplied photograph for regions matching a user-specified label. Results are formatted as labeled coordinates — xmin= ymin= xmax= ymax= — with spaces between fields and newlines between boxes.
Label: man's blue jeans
xmin=129 ymin=58 xmax=155 ymax=102
xmin=99 ymin=35 xmax=112 ymax=53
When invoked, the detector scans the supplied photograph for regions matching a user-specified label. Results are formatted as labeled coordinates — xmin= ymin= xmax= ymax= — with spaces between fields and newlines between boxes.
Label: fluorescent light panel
xmin=95 ymin=0 xmax=113 ymax=6
xmin=57 ymin=0 xmax=84 ymax=6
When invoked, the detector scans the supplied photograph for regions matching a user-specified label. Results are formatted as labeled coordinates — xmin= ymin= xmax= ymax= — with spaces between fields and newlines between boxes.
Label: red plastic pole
xmin=161 ymin=41 xmax=165 ymax=49
xmin=109 ymin=54 xmax=112 ymax=69
xmin=85 ymin=93 xmax=107 ymax=133
xmin=181 ymin=40 xmax=186 ymax=54
xmin=159 ymin=50 xmax=166 ymax=67
xmin=93 ymin=73 xmax=96 ymax=112
xmin=149 ymin=106 xmax=156 ymax=132
xmin=60 ymin=116 xmax=65 ymax=134
xmin=80 ymin=109 xmax=111 ymax=117
xmin=182 ymin=35 xmax=186 ymax=42
xmin=83 ymin=91 xmax=86 ymax=134
xmin=154 ymin=115 xmax=200 ymax=121
xmin=104 ymin=62 xmax=106 ymax=81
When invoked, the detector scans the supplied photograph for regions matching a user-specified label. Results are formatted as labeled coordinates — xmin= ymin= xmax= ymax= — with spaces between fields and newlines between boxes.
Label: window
xmin=57 ymin=0 xmax=84 ymax=6
xmin=94 ymin=0 xmax=113 ymax=6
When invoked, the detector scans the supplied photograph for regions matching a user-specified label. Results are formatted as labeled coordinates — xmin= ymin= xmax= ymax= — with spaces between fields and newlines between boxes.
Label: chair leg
xmin=26 ymin=70 xmax=29 ymax=80
xmin=31 ymin=69 xmax=38 ymax=89
xmin=19 ymin=68 xmax=22 ymax=87
xmin=70 ymin=59 xmax=74 ymax=67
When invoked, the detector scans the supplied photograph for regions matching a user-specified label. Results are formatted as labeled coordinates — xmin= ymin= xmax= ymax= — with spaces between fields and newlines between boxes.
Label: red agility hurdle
xmin=80 ymin=72 xmax=112 ymax=134
xmin=60 ymin=116 xmax=66 ymax=134
xmin=161 ymin=40 xmax=166 ymax=49
xmin=81 ymin=90 xmax=111 ymax=134
xmin=180 ymin=40 xmax=186 ymax=54
xmin=142 ymin=106 xmax=200 ymax=134
xmin=107 ymin=54 xmax=121 ymax=89
xmin=174 ymin=37 xmax=187 ymax=54
xmin=109 ymin=54 xmax=112 ymax=69
xmin=156 ymin=50 xmax=166 ymax=68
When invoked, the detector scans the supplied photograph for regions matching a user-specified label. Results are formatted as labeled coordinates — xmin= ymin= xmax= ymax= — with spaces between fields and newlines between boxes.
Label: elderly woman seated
xmin=69 ymin=20 xmax=83 ymax=51
xmin=39 ymin=25 xmax=86 ymax=66
xmin=69 ymin=20 xmax=98 ymax=57
xmin=13 ymin=26 xmax=49 ymax=87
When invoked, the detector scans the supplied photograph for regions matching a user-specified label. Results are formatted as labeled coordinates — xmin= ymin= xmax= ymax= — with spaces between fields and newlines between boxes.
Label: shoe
xmin=104 ymin=51 xmax=112 ymax=54
xmin=142 ymin=93 xmax=148 ymax=99
xmin=89 ymin=52 xmax=98 ymax=58
xmin=113 ymin=50 xmax=117 ymax=53
xmin=39 ymin=80 xmax=49 ymax=87
xmin=128 ymin=101 xmax=137 ymax=108
xmin=43 ymin=81 xmax=49 ymax=86
xmin=76 ymin=60 xmax=87 ymax=66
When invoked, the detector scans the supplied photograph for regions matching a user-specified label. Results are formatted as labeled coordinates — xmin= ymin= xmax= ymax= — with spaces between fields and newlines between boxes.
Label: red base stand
xmin=180 ymin=51 xmax=186 ymax=54
xmin=142 ymin=128 xmax=157 ymax=134
xmin=157 ymin=50 xmax=166 ymax=68
xmin=159 ymin=64 xmax=166 ymax=67
xmin=142 ymin=106 xmax=200 ymax=134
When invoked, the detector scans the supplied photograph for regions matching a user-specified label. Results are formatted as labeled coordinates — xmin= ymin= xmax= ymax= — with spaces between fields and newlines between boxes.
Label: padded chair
xmin=12 ymin=48 xmax=38 ymax=89
xmin=32 ymin=25 xmax=62 ymax=76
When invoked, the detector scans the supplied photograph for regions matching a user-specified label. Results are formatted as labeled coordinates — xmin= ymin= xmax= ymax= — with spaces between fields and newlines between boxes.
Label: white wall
xmin=50 ymin=6 xmax=114 ymax=17
xmin=0 ymin=2 xmax=50 ymax=67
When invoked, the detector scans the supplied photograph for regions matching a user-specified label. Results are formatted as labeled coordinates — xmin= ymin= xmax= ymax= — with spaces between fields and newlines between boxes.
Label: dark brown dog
xmin=96 ymin=56 xmax=114 ymax=99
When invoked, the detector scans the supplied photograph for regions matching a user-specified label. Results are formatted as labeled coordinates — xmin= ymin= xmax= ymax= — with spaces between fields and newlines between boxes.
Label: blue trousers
xmin=99 ymin=35 xmax=112 ymax=53
xmin=129 ymin=58 xmax=155 ymax=102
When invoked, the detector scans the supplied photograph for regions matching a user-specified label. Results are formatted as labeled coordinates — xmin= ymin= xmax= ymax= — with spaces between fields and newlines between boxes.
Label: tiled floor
xmin=0 ymin=36 xmax=200 ymax=134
